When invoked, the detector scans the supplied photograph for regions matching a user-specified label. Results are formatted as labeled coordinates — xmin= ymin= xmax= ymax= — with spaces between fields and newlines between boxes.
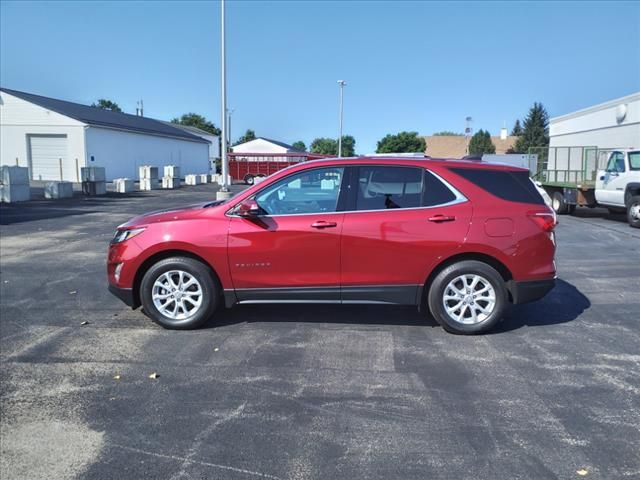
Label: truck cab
xmin=595 ymin=150 xmax=640 ymax=227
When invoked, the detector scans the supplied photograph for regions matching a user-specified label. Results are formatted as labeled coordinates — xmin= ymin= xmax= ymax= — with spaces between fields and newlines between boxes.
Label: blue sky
xmin=1 ymin=0 xmax=639 ymax=153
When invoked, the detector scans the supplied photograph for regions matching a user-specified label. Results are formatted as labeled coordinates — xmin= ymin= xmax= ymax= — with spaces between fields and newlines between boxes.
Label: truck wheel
xmin=567 ymin=204 xmax=576 ymax=215
xmin=628 ymin=196 xmax=640 ymax=228
xmin=244 ymin=174 xmax=255 ymax=185
xmin=552 ymin=192 xmax=568 ymax=214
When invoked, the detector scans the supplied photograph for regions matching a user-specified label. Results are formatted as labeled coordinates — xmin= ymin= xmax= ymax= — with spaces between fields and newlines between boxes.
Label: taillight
xmin=527 ymin=210 xmax=557 ymax=232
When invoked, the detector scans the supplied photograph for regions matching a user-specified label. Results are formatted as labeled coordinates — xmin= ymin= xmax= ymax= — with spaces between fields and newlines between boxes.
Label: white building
xmin=550 ymin=92 xmax=640 ymax=149
xmin=0 ymin=88 xmax=210 ymax=181
xmin=231 ymin=137 xmax=305 ymax=162
xmin=161 ymin=122 xmax=220 ymax=170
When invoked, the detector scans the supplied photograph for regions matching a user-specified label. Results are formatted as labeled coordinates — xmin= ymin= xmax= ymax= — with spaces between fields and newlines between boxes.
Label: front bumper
xmin=108 ymin=283 xmax=136 ymax=308
xmin=508 ymin=278 xmax=556 ymax=304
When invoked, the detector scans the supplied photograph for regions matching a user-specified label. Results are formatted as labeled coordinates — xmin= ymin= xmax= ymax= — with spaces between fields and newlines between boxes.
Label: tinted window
xmin=423 ymin=170 xmax=457 ymax=206
xmin=449 ymin=167 xmax=545 ymax=205
xmin=255 ymin=167 xmax=344 ymax=215
xmin=629 ymin=152 xmax=640 ymax=171
xmin=356 ymin=166 xmax=423 ymax=210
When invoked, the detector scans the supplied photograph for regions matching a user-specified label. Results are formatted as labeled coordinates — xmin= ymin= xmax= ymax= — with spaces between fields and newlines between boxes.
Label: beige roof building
xmin=424 ymin=135 xmax=518 ymax=158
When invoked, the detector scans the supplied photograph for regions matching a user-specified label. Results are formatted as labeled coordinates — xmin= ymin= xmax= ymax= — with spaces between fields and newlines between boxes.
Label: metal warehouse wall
xmin=85 ymin=127 xmax=210 ymax=180
xmin=550 ymin=93 xmax=640 ymax=149
xmin=0 ymin=92 xmax=86 ymax=181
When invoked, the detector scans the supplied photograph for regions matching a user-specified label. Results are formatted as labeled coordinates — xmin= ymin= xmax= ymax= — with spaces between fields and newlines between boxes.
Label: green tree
xmin=292 ymin=141 xmax=306 ymax=152
xmin=171 ymin=113 xmax=221 ymax=135
xmin=376 ymin=131 xmax=426 ymax=153
xmin=92 ymin=99 xmax=122 ymax=113
xmin=433 ymin=131 xmax=463 ymax=136
xmin=511 ymin=119 xmax=523 ymax=136
xmin=310 ymin=137 xmax=337 ymax=155
xmin=235 ymin=129 xmax=256 ymax=145
xmin=309 ymin=135 xmax=356 ymax=156
xmin=468 ymin=129 xmax=496 ymax=155
xmin=339 ymin=135 xmax=356 ymax=156
xmin=513 ymin=102 xmax=549 ymax=153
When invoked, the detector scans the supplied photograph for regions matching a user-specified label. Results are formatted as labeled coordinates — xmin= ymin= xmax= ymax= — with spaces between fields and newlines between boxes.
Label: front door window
xmin=255 ymin=167 xmax=344 ymax=215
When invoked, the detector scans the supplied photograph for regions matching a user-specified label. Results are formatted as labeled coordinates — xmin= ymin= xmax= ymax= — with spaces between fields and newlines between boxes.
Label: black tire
xmin=627 ymin=195 xmax=640 ymax=228
xmin=427 ymin=260 xmax=508 ymax=335
xmin=244 ymin=174 xmax=255 ymax=185
xmin=140 ymin=257 xmax=219 ymax=330
xmin=551 ymin=191 xmax=568 ymax=214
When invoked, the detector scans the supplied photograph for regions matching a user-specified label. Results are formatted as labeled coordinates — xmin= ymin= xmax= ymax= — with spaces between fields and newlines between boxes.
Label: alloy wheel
xmin=152 ymin=270 xmax=203 ymax=320
xmin=442 ymin=274 xmax=496 ymax=325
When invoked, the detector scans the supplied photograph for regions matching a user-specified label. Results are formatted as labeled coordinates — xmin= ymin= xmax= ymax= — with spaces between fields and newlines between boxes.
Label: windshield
xmin=629 ymin=151 xmax=640 ymax=171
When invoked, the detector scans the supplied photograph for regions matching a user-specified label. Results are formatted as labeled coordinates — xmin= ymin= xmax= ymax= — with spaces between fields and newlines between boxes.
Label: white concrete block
xmin=163 ymin=165 xmax=180 ymax=178
xmin=162 ymin=176 xmax=180 ymax=189
xmin=83 ymin=181 xmax=107 ymax=196
xmin=81 ymin=167 xmax=106 ymax=182
xmin=1 ymin=166 xmax=29 ymax=186
xmin=113 ymin=178 xmax=134 ymax=193
xmin=0 ymin=184 xmax=30 ymax=203
xmin=44 ymin=181 xmax=73 ymax=199
xmin=185 ymin=174 xmax=201 ymax=186
xmin=199 ymin=174 xmax=209 ymax=184
xmin=139 ymin=165 xmax=159 ymax=180
xmin=139 ymin=178 xmax=159 ymax=191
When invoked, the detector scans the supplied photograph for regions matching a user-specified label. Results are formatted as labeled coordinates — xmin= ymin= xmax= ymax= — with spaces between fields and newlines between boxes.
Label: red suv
xmin=108 ymin=157 xmax=556 ymax=334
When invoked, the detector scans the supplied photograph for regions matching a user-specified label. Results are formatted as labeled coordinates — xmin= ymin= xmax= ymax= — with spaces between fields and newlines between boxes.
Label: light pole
xmin=227 ymin=108 xmax=234 ymax=147
xmin=337 ymin=80 xmax=346 ymax=157
xmin=217 ymin=0 xmax=231 ymax=199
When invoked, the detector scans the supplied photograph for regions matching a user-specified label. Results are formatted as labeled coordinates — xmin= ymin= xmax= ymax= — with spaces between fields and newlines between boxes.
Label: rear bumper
xmin=108 ymin=283 xmax=135 ymax=308
xmin=508 ymin=278 xmax=555 ymax=304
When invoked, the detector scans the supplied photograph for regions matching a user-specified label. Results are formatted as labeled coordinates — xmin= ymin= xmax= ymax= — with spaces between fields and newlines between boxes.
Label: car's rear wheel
xmin=140 ymin=257 xmax=219 ymax=329
xmin=627 ymin=195 xmax=640 ymax=228
xmin=427 ymin=260 xmax=507 ymax=334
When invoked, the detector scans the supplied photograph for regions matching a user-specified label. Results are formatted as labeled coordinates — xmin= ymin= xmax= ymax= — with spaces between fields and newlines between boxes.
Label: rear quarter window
xmin=449 ymin=167 xmax=545 ymax=205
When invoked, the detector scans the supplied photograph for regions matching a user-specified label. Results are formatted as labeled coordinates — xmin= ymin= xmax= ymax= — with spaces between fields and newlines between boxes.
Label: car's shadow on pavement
xmin=206 ymin=278 xmax=590 ymax=333
xmin=494 ymin=278 xmax=590 ymax=333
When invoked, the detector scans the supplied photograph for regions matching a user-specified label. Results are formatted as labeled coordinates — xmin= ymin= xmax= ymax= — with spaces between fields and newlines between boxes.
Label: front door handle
xmin=428 ymin=214 xmax=456 ymax=223
xmin=311 ymin=221 xmax=337 ymax=229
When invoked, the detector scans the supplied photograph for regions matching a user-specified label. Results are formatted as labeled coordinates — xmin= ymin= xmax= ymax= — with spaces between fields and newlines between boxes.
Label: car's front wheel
xmin=427 ymin=260 xmax=507 ymax=334
xmin=140 ymin=257 xmax=219 ymax=329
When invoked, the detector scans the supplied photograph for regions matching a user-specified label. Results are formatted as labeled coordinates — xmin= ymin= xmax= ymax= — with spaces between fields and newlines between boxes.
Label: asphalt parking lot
xmin=1 ymin=186 xmax=639 ymax=480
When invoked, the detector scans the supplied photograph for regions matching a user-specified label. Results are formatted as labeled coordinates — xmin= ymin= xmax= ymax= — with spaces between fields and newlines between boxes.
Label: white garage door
xmin=28 ymin=135 xmax=68 ymax=181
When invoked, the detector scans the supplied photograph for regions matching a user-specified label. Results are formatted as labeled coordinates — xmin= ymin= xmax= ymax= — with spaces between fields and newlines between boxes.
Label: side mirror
xmin=237 ymin=199 xmax=261 ymax=217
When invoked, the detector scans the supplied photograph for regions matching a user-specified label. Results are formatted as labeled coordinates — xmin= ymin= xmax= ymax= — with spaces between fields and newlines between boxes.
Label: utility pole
xmin=227 ymin=109 xmax=234 ymax=147
xmin=337 ymin=80 xmax=346 ymax=157
xmin=217 ymin=0 xmax=231 ymax=199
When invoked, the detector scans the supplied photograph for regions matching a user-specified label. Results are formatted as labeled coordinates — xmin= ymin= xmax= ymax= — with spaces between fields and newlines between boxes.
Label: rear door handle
xmin=428 ymin=215 xmax=456 ymax=223
xmin=311 ymin=221 xmax=338 ymax=229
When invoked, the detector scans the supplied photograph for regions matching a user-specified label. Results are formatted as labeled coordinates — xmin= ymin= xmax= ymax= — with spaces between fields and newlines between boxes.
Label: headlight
xmin=111 ymin=227 xmax=145 ymax=244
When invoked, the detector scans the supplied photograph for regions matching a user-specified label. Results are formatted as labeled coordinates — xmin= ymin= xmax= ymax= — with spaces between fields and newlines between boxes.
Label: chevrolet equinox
xmin=108 ymin=157 xmax=557 ymax=334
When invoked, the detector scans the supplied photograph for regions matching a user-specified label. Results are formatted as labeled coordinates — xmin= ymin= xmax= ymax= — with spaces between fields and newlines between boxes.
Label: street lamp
xmin=337 ymin=80 xmax=346 ymax=157
xmin=217 ymin=0 xmax=231 ymax=200
xmin=227 ymin=108 xmax=234 ymax=147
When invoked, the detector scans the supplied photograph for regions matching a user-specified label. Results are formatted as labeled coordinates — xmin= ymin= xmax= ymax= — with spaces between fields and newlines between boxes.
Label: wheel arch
xmin=420 ymin=252 xmax=514 ymax=311
xmin=625 ymin=183 xmax=640 ymax=206
xmin=132 ymin=249 xmax=223 ymax=309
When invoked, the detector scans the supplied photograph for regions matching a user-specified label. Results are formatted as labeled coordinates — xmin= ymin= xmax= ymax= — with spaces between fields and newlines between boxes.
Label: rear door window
xmin=449 ymin=167 xmax=545 ymax=205
xmin=355 ymin=166 xmax=423 ymax=210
